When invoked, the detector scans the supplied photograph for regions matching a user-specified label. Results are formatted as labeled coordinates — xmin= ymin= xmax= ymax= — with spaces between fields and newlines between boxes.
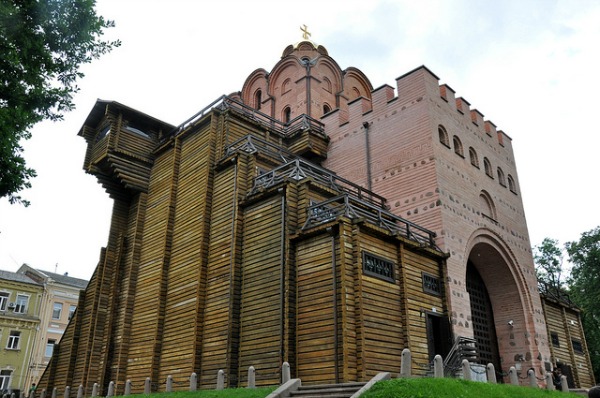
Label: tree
xmin=533 ymin=237 xmax=564 ymax=290
xmin=566 ymin=226 xmax=600 ymax=383
xmin=0 ymin=0 xmax=120 ymax=206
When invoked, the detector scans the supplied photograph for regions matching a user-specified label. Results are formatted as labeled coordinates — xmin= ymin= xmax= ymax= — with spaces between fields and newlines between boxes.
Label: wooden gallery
xmin=39 ymin=40 xmax=595 ymax=392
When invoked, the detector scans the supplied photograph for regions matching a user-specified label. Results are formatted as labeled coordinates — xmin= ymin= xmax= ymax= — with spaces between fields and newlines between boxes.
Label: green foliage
xmin=0 ymin=0 xmax=120 ymax=205
xmin=360 ymin=378 xmax=580 ymax=398
xmin=533 ymin=238 xmax=564 ymax=290
xmin=566 ymin=226 xmax=600 ymax=383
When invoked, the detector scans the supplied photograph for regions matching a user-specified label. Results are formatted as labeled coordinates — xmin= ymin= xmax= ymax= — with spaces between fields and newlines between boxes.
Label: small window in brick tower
xmin=438 ymin=125 xmax=450 ymax=147
xmin=283 ymin=106 xmax=291 ymax=124
xmin=254 ymin=89 xmax=262 ymax=110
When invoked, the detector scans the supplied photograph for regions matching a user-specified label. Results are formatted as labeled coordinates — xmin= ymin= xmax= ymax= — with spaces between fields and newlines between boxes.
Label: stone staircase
xmin=288 ymin=382 xmax=367 ymax=398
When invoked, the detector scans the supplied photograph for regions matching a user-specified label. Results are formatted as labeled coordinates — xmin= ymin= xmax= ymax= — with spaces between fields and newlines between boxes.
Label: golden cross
xmin=300 ymin=24 xmax=311 ymax=40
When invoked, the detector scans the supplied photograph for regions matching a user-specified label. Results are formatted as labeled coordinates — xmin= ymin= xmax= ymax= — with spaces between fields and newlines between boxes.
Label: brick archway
xmin=465 ymin=230 xmax=532 ymax=378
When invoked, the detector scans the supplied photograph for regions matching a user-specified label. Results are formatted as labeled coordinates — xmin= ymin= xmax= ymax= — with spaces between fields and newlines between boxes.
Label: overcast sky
xmin=1 ymin=0 xmax=599 ymax=280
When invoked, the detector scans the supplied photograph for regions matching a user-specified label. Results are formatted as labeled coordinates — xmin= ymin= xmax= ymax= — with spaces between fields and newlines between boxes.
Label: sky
xmin=1 ymin=0 xmax=599 ymax=280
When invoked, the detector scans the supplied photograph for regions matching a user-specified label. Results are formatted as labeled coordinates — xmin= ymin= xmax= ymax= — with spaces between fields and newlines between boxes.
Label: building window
xmin=422 ymin=273 xmax=442 ymax=296
xmin=254 ymin=89 xmax=262 ymax=110
xmin=551 ymin=332 xmax=560 ymax=347
xmin=0 ymin=292 xmax=9 ymax=311
xmin=283 ymin=106 xmax=291 ymax=124
xmin=282 ymin=78 xmax=291 ymax=95
xmin=69 ymin=304 xmax=77 ymax=319
xmin=508 ymin=174 xmax=517 ymax=194
xmin=483 ymin=157 xmax=493 ymax=178
xmin=7 ymin=331 xmax=21 ymax=349
xmin=52 ymin=303 xmax=63 ymax=320
xmin=45 ymin=339 xmax=56 ymax=358
xmin=572 ymin=339 xmax=584 ymax=354
xmin=15 ymin=294 xmax=28 ymax=313
xmin=469 ymin=147 xmax=479 ymax=168
xmin=453 ymin=136 xmax=464 ymax=157
xmin=497 ymin=167 xmax=506 ymax=187
xmin=0 ymin=370 xmax=12 ymax=390
xmin=362 ymin=251 xmax=395 ymax=283
xmin=96 ymin=124 xmax=110 ymax=141
xmin=323 ymin=103 xmax=331 ymax=115
xmin=438 ymin=125 xmax=450 ymax=147
xmin=479 ymin=190 xmax=497 ymax=220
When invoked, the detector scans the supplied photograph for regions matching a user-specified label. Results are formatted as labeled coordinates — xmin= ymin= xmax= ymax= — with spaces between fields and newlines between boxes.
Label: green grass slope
xmin=361 ymin=378 xmax=582 ymax=398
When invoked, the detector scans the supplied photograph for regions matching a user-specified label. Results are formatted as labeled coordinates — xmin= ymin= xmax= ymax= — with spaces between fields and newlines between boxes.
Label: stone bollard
xmin=527 ymin=369 xmax=537 ymax=388
xmin=461 ymin=360 xmax=472 ymax=381
xmin=508 ymin=366 xmax=518 ymax=385
xmin=247 ymin=366 xmax=256 ymax=388
xmin=560 ymin=375 xmax=568 ymax=392
xmin=189 ymin=373 xmax=197 ymax=392
xmin=486 ymin=363 xmax=497 ymax=384
xmin=51 ymin=388 xmax=57 ymax=398
xmin=124 ymin=380 xmax=132 ymax=396
xmin=107 ymin=381 xmax=115 ymax=397
xmin=77 ymin=385 xmax=83 ymax=398
xmin=144 ymin=378 xmax=151 ymax=395
xmin=545 ymin=373 xmax=554 ymax=390
xmin=11 ymin=393 xmax=15 ymax=398
xmin=63 ymin=386 xmax=70 ymax=398
xmin=166 ymin=376 xmax=173 ymax=392
xmin=91 ymin=383 xmax=98 ymax=398
xmin=400 ymin=348 xmax=411 ymax=378
xmin=40 ymin=390 xmax=46 ymax=398
xmin=433 ymin=355 xmax=443 ymax=378
xmin=216 ymin=370 xmax=225 ymax=390
xmin=282 ymin=362 xmax=291 ymax=384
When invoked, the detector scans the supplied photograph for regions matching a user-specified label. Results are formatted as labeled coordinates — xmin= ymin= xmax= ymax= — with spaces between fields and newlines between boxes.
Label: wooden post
xmin=282 ymin=362 xmax=291 ymax=384
xmin=125 ymin=380 xmax=132 ymax=396
xmin=217 ymin=370 xmax=225 ymax=390
xmin=509 ymin=367 xmax=518 ymax=385
xmin=400 ymin=348 xmax=411 ymax=378
xmin=144 ymin=378 xmax=151 ymax=395
xmin=546 ymin=373 xmax=554 ymax=390
xmin=433 ymin=355 xmax=443 ymax=378
xmin=528 ymin=369 xmax=537 ymax=388
xmin=166 ymin=376 xmax=173 ymax=392
xmin=189 ymin=373 xmax=197 ymax=391
xmin=247 ymin=367 xmax=256 ymax=388
xmin=461 ymin=360 xmax=471 ymax=381
xmin=486 ymin=363 xmax=497 ymax=384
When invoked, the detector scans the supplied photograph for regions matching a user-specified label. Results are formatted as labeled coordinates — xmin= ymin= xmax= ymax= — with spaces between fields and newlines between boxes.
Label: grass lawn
xmin=360 ymin=378 xmax=582 ymax=398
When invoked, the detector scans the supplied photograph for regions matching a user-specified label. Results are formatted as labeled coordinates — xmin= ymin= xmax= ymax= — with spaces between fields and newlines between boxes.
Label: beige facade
xmin=0 ymin=270 xmax=43 ymax=394
xmin=16 ymin=265 xmax=87 ymax=392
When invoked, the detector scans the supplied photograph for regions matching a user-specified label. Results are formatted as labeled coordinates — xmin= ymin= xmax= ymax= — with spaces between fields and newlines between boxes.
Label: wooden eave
xmin=78 ymin=99 xmax=175 ymax=138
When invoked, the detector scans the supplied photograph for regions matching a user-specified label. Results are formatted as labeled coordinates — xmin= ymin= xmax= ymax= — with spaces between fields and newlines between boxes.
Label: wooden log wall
xmin=38 ymin=106 xmax=450 ymax=393
xmin=542 ymin=298 xmax=595 ymax=388
xmin=355 ymin=229 xmax=404 ymax=379
xmin=239 ymin=194 xmax=284 ymax=386
xmin=126 ymin=140 xmax=181 ymax=388
xmin=159 ymin=121 xmax=216 ymax=384
xmin=296 ymin=233 xmax=338 ymax=384
xmin=400 ymin=245 xmax=447 ymax=376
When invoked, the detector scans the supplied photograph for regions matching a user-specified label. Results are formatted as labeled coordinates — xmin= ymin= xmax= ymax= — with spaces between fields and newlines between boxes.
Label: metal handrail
xmin=303 ymin=194 xmax=438 ymax=249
